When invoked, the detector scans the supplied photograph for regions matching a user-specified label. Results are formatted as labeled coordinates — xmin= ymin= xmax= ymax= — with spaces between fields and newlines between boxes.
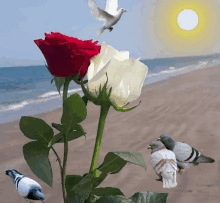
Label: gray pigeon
xmin=88 ymin=0 xmax=127 ymax=36
xmin=147 ymin=141 xmax=178 ymax=188
xmin=157 ymin=133 xmax=215 ymax=173
xmin=5 ymin=169 xmax=45 ymax=203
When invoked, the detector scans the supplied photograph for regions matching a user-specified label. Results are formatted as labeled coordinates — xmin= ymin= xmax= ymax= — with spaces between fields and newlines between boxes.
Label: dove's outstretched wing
xmin=105 ymin=0 xmax=119 ymax=15
xmin=88 ymin=0 xmax=114 ymax=21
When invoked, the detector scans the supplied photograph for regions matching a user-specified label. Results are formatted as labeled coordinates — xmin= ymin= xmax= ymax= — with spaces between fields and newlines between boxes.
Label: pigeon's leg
xmin=179 ymin=169 xmax=187 ymax=175
xmin=108 ymin=27 xmax=113 ymax=32
xmin=24 ymin=199 xmax=33 ymax=203
xmin=156 ymin=173 xmax=163 ymax=182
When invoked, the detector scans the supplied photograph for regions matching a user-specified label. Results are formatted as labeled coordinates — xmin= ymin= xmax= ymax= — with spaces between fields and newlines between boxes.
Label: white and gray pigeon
xmin=5 ymin=169 xmax=45 ymax=203
xmin=88 ymin=0 xmax=127 ymax=36
xmin=157 ymin=133 xmax=215 ymax=173
xmin=147 ymin=141 xmax=178 ymax=188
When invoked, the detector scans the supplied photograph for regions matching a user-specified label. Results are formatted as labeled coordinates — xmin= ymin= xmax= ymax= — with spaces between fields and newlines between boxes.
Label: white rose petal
xmin=87 ymin=43 xmax=148 ymax=107
xmin=88 ymin=42 xmax=118 ymax=81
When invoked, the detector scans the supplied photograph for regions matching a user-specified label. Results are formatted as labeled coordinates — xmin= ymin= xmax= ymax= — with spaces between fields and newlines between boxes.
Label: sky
xmin=1 ymin=0 xmax=220 ymax=67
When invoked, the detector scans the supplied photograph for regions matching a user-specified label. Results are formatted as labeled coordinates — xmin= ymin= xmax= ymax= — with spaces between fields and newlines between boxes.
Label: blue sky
xmin=0 ymin=0 xmax=158 ymax=67
xmin=1 ymin=0 xmax=220 ymax=67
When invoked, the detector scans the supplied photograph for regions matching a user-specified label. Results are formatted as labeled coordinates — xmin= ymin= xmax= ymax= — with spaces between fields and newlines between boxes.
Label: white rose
xmin=87 ymin=42 xmax=148 ymax=108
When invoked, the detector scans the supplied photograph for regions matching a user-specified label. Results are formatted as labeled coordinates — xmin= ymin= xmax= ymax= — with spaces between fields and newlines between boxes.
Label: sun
xmin=147 ymin=0 xmax=219 ymax=56
xmin=177 ymin=9 xmax=199 ymax=31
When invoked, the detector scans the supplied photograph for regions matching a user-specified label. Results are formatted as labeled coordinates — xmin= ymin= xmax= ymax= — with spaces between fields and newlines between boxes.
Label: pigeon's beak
xmin=147 ymin=145 xmax=152 ymax=149
xmin=157 ymin=138 xmax=161 ymax=141
xmin=5 ymin=170 xmax=9 ymax=176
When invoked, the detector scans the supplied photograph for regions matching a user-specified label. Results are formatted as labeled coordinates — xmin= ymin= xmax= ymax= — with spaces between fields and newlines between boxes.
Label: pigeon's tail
xmin=162 ymin=176 xmax=177 ymax=188
xmin=162 ymin=164 xmax=177 ymax=188
xmin=194 ymin=154 xmax=215 ymax=164
xmin=97 ymin=27 xmax=105 ymax=37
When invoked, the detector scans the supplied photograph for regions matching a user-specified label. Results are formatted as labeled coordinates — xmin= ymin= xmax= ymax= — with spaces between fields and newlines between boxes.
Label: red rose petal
xmin=34 ymin=32 xmax=101 ymax=78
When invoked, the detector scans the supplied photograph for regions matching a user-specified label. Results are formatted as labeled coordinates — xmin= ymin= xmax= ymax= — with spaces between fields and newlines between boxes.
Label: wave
xmin=1 ymin=58 xmax=220 ymax=114
xmin=146 ymin=60 xmax=211 ymax=79
xmin=38 ymin=87 xmax=82 ymax=98
xmin=0 ymin=87 xmax=85 ymax=113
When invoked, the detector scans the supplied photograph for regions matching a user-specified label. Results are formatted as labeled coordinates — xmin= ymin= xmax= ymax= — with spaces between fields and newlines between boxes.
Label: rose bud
xmin=34 ymin=32 xmax=101 ymax=80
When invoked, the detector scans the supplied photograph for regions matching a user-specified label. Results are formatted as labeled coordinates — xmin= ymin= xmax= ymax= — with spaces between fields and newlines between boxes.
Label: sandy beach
xmin=1 ymin=65 xmax=220 ymax=203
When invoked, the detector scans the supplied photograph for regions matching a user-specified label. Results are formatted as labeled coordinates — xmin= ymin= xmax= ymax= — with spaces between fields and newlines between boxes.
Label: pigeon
xmin=88 ymin=0 xmax=127 ymax=36
xmin=157 ymin=133 xmax=215 ymax=173
xmin=5 ymin=169 xmax=45 ymax=203
xmin=147 ymin=141 xmax=178 ymax=188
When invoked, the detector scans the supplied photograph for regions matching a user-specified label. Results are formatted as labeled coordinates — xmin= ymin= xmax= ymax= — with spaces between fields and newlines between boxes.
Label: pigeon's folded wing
xmin=105 ymin=0 xmax=118 ymax=15
xmin=174 ymin=142 xmax=200 ymax=162
xmin=89 ymin=0 xmax=114 ymax=21
xmin=17 ymin=177 xmax=42 ymax=197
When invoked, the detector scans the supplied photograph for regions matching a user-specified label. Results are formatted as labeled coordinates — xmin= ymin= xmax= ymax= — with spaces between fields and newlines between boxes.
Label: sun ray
xmin=147 ymin=0 xmax=219 ymax=56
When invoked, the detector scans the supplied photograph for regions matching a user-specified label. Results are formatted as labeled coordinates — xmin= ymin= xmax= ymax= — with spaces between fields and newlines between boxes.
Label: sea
xmin=1 ymin=54 xmax=220 ymax=124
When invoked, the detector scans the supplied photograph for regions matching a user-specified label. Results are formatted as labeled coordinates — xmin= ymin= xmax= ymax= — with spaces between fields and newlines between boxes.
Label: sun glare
xmin=177 ymin=9 xmax=199 ymax=31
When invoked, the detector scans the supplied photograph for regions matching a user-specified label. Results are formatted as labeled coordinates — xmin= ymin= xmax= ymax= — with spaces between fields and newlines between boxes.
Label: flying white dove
xmin=88 ymin=0 xmax=127 ymax=36
xmin=148 ymin=141 xmax=178 ymax=188
xmin=5 ymin=169 xmax=45 ymax=203
xmin=158 ymin=133 xmax=215 ymax=174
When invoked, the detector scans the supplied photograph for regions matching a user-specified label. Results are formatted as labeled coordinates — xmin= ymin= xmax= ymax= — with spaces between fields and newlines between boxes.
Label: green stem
xmin=62 ymin=77 xmax=71 ymax=202
xmin=51 ymin=147 xmax=63 ymax=173
xmin=89 ymin=103 xmax=111 ymax=178
xmin=51 ymin=147 xmax=64 ymax=200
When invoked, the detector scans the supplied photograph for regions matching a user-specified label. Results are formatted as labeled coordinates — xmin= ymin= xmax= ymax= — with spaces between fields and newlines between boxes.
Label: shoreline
xmin=1 ymin=64 xmax=220 ymax=203
xmin=1 ymin=60 xmax=220 ymax=124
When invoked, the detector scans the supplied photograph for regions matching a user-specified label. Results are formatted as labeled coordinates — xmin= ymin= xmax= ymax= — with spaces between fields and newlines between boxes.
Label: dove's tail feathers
xmin=97 ymin=27 xmax=105 ymax=37
xmin=194 ymin=154 xmax=215 ymax=164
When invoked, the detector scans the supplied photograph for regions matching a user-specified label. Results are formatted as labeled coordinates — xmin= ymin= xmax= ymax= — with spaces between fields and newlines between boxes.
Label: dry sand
xmin=1 ymin=65 xmax=220 ymax=203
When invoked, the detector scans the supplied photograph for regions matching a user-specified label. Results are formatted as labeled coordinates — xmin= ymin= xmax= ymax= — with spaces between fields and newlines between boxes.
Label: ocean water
xmin=1 ymin=54 xmax=220 ymax=124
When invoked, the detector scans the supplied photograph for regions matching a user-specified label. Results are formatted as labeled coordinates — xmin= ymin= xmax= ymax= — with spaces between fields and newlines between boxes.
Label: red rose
xmin=34 ymin=32 xmax=101 ymax=79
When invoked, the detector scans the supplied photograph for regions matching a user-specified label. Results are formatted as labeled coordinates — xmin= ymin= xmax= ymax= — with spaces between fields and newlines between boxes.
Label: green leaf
xmin=65 ymin=174 xmax=94 ymax=203
xmin=92 ymin=187 xmax=124 ymax=197
xmin=113 ymin=151 xmax=146 ymax=169
xmin=88 ymin=194 xmax=100 ymax=203
xmin=97 ymin=151 xmax=146 ymax=174
xmin=23 ymin=141 xmax=53 ymax=187
xmin=20 ymin=116 xmax=54 ymax=145
xmin=97 ymin=153 xmax=127 ymax=174
xmin=65 ymin=175 xmax=84 ymax=194
xmin=54 ymin=77 xmax=65 ymax=94
xmin=129 ymin=191 xmax=168 ymax=203
xmin=95 ymin=192 xmax=169 ymax=203
xmin=48 ymin=124 xmax=86 ymax=147
xmin=61 ymin=93 xmax=87 ymax=129
xmin=51 ymin=123 xmax=63 ymax=131
xmin=92 ymin=173 xmax=108 ymax=189
xmin=95 ymin=195 xmax=129 ymax=203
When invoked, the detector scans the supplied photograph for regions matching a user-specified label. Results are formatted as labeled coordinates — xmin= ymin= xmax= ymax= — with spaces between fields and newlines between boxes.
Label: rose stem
xmin=89 ymin=103 xmax=110 ymax=178
xmin=51 ymin=147 xmax=63 ymax=175
xmin=62 ymin=77 xmax=71 ymax=202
